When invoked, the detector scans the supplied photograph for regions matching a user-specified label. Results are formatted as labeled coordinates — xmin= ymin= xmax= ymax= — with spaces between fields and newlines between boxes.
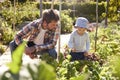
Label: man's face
xmin=47 ymin=20 xmax=58 ymax=30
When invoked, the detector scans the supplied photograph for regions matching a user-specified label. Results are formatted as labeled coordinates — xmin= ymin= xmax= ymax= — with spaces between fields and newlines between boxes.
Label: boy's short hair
xmin=42 ymin=9 xmax=60 ymax=23
xmin=74 ymin=17 xmax=89 ymax=28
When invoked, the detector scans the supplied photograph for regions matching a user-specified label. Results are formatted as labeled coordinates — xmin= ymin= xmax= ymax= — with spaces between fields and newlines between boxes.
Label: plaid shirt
xmin=14 ymin=19 xmax=60 ymax=52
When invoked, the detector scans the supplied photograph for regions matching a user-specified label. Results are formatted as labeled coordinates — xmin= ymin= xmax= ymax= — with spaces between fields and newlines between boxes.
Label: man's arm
xmin=14 ymin=20 xmax=39 ymax=45
xmin=34 ymin=26 xmax=60 ymax=52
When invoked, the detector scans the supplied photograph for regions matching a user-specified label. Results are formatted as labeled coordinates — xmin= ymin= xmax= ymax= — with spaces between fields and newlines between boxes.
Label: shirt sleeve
xmin=35 ymin=26 xmax=60 ymax=52
xmin=14 ymin=20 xmax=38 ymax=45
xmin=86 ymin=33 xmax=90 ymax=52
xmin=68 ymin=32 xmax=74 ymax=49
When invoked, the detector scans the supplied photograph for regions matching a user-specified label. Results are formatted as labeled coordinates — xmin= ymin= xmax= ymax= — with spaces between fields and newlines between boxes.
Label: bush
xmin=73 ymin=2 xmax=105 ymax=22
xmin=1 ymin=1 xmax=40 ymax=28
xmin=0 ymin=26 xmax=14 ymax=45
xmin=61 ymin=12 xmax=73 ymax=33
xmin=3 ymin=28 xmax=14 ymax=45
xmin=0 ymin=45 xmax=6 ymax=54
xmin=36 ymin=2 xmax=105 ymax=22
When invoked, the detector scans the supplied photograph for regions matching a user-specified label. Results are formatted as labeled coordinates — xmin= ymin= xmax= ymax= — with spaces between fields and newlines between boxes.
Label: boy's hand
xmin=84 ymin=51 xmax=89 ymax=56
xmin=71 ymin=48 xmax=76 ymax=52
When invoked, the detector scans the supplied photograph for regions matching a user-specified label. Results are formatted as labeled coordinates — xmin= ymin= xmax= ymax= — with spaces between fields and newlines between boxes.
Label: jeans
xmin=9 ymin=40 xmax=57 ymax=59
xmin=9 ymin=40 xmax=18 ymax=54
xmin=70 ymin=51 xmax=85 ymax=61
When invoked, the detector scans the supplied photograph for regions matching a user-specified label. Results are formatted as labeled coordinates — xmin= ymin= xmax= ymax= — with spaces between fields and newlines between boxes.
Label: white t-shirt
xmin=33 ymin=27 xmax=47 ymax=45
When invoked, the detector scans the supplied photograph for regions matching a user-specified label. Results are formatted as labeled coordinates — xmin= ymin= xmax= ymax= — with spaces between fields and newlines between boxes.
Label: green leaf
xmin=70 ymin=73 xmax=89 ymax=80
xmin=7 ymin=42 xmax=26 ymax=74
xmin=38 ymin=61 xmax=56 ymax=80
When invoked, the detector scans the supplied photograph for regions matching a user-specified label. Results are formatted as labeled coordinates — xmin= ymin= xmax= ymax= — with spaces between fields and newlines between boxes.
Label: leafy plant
xmin=8 ymin=42 xmax=26 ymax=74
xmin=27 ymin=61 xmax=56 ymax=80
xmin=61 ymin=12 xmax=73 ymax=33
xmin=108 ymin=55 xmax=120 ymax=79
xmin=0 ymin=45 xmax=6 ymax=54
xmin=0 ymin=42 xmax=57 ymax=80
xmin=2 ymin=27 xmax=14 ymax=45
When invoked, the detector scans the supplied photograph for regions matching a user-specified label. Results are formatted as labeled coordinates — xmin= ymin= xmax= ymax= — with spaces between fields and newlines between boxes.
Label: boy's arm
xmin=86 ymin=40 xmax=90 ymax=52
xmin=86 ymin=34 xmax=90 ymax=51
xmin=68 ymin=33 xmax=75 ymax=51
xmin=84 ymin=34 xmax=90 ymax=56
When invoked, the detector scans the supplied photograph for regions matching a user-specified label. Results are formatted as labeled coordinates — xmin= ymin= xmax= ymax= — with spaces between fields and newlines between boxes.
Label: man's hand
xmin=25 ymin=46 xmax=36 ymax=55
xmin=25 ymin=46 xmax=37 ymax=59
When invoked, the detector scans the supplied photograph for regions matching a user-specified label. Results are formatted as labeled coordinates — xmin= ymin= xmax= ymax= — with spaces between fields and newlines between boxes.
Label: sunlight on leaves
xmin=7 ymin=42 xmax=26 ymax=74
xmin=70 ymin=73 xmax=89 ymax=80
xmin=38 ymin=61 xmax=56 ymax=80
xmin=108 ymin=54 xmax=120 ymax=78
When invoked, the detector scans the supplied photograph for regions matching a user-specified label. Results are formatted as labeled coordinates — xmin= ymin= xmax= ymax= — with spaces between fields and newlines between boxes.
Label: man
xmin=9 ymin=9 xmax=60 ymax=59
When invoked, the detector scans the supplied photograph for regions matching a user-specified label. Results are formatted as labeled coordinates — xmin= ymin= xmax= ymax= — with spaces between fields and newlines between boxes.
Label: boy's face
xmin=77 ymin=27 xmax=86 ymax=34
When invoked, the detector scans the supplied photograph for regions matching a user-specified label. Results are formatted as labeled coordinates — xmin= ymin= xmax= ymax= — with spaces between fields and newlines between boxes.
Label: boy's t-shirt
xmin=68 ymin=30 xmax=90 ymax=52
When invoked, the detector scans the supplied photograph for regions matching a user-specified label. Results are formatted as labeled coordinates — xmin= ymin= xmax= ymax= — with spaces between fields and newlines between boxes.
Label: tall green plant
xmin=8 ymin=42 xmax=26 ymax=74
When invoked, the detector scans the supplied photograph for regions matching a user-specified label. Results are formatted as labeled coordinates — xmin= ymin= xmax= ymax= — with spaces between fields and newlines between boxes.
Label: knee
xmin=9 ymin=40 xmax=17 ymax=53
xmin=48 ymin=49 xmax=57 ymax=59
xmin=9 ymin=41 xmax=14 ymax=48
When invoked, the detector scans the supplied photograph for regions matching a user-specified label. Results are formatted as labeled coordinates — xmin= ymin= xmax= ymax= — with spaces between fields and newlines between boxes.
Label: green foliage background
xmin=0 ymin=0 xmax=120 ymax=80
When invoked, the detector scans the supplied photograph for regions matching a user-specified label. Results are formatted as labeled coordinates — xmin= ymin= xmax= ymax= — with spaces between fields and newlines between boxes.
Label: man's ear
xmin=42 ymin=20 xmax=48 ymax=29
xmin=43 ymin=20 xmax=47 ymax=25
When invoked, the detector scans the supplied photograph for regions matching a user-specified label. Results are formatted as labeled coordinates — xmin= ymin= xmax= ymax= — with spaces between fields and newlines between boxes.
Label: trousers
xmin=70 ymin=51 xmax=85 ymax=61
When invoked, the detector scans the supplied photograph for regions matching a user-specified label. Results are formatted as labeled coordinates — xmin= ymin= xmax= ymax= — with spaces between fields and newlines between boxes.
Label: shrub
xmin=0 ymin=26 xmax=14 ymax=45
xmin=73 ymin=2 xmax=105 ymax=22
xmin=0 ymin=45 xmax=6 ymax=54
xmin=61 ymin=12 xmax=73 ymax=33
xmin=36 ymin=2 xmax=105 ymax=22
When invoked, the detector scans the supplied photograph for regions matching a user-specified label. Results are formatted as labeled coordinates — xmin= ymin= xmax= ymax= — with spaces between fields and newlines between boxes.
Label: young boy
xmin=68 ymin=17 xmax=90 ymax=61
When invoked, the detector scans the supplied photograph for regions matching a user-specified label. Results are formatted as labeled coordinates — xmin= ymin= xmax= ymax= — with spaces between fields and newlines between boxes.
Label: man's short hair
xmin=42 ymin=9 xmax=60 ymax=23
